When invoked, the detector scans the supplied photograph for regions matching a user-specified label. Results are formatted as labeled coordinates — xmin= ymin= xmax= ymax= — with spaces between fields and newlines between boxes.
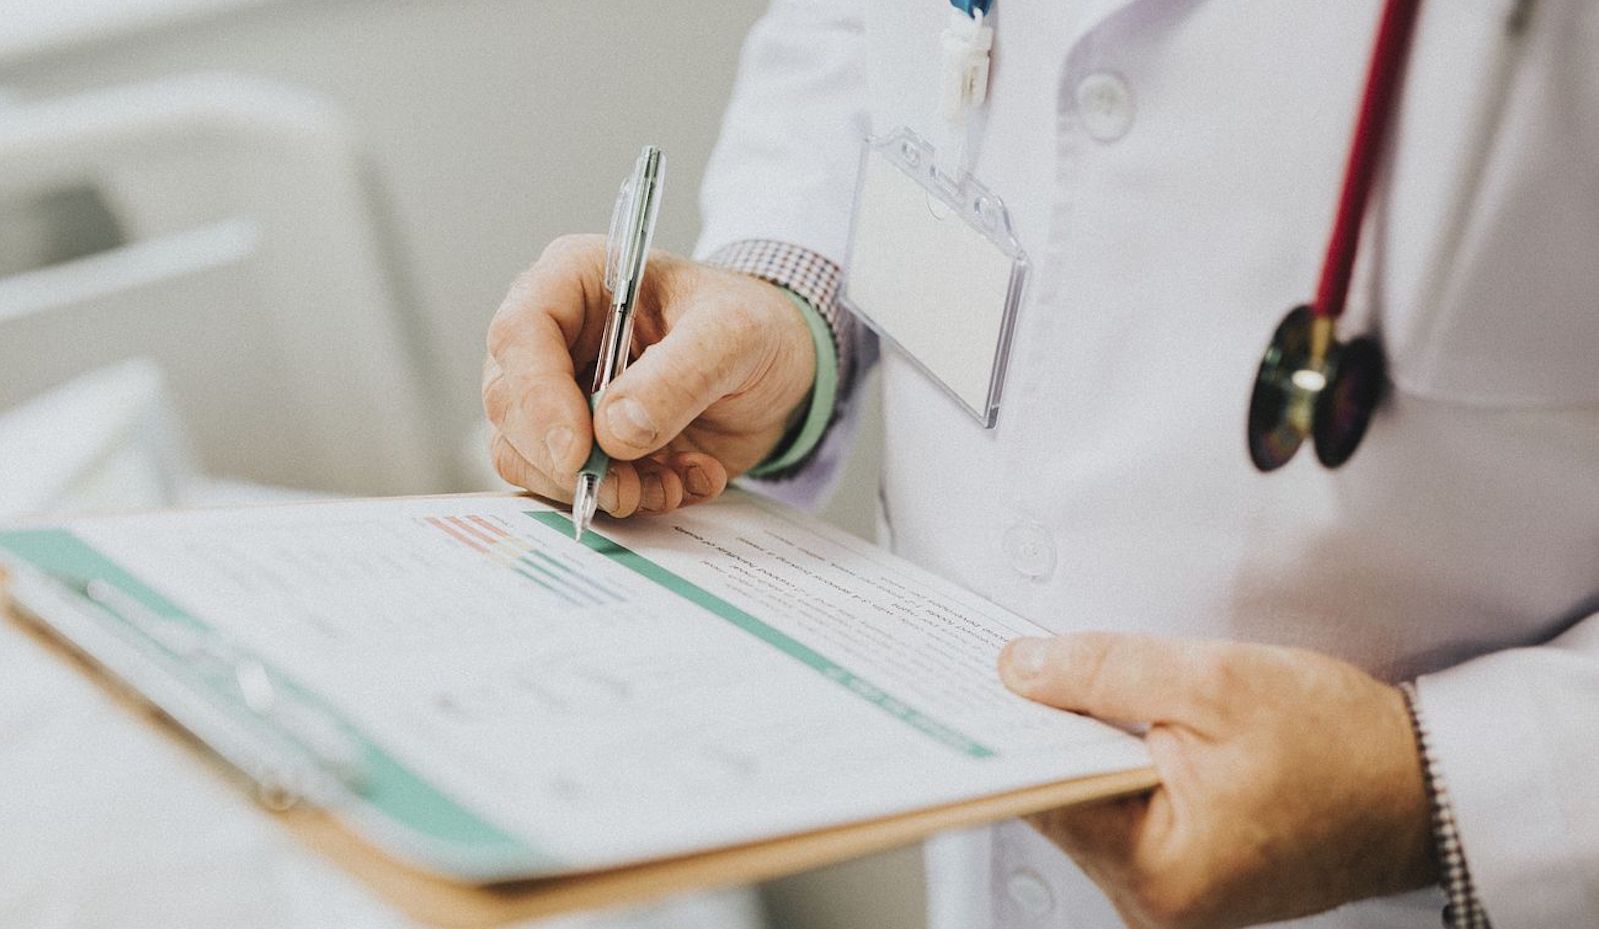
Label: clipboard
xmin=0 ymin=495 xmax=1158 ymax=928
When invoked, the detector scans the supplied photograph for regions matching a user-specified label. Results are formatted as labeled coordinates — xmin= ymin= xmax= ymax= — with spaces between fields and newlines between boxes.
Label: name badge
xmin=842 ymin=129 xmax=1028 ymax=427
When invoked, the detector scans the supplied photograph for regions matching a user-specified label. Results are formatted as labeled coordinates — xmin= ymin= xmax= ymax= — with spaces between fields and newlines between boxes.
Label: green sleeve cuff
xmin=747 ymin=287 xmax=839 ymax=477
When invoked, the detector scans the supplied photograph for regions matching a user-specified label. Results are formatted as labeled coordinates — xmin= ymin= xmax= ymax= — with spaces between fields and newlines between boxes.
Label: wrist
xmin=766 ymin=281 xmax=822 ymax=421
xmin=748 ymin=287 xmax=838 ymax=476
xmin=701 ymin=240 xmax=849 ymax=479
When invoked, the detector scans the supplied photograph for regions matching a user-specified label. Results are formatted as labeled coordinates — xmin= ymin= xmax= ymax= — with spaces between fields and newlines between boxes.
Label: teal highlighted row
xmin=0 ymin=528 xmax=545 ymax=875
xmin=530 ymin=511 xmax=996 ymax=759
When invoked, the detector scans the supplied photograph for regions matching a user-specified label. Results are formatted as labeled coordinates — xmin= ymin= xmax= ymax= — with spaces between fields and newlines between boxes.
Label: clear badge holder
xmin=842 ymin=128 xmax=1028 ymax=428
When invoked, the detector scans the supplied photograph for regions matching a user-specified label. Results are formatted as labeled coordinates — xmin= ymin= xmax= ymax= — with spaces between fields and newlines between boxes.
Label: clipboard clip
xmin=23 ymin=568 xmax=367 ymax=811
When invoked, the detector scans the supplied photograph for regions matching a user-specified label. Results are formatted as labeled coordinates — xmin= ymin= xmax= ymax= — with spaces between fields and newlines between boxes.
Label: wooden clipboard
xmin=1 ymin=546 xmax=1158 ymax=929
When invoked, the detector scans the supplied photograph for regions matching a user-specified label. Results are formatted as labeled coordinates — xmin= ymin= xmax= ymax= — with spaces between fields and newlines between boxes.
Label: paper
xmin=1 ymin=492 xmax=1147 ymax=874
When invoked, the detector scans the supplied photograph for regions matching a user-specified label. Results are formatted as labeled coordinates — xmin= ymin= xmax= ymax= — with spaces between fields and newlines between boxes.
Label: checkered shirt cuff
xmin=1399 ymin=682 xmax=1490 ymax=929
xmin=703 ymin=239 xmax=854 ymax=392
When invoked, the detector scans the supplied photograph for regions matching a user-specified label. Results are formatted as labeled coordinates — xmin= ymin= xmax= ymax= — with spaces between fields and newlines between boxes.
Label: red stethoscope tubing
xmin=1314 ymin=0 xmax=1423 ymax=323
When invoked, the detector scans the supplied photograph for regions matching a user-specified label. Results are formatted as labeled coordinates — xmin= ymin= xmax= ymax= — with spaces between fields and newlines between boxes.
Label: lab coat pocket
xmin=1378 ymin=0 xmax=1599 ymax=410
xmin=1383 ymin=151 xmax=1599 ymax=411
xmin=1386 ymin=255 xmax=1599 ymax=410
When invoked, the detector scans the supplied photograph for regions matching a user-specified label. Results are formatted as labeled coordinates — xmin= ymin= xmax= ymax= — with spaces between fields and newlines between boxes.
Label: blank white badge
xmin=843 ymin=130 xmax=1028 ymax=427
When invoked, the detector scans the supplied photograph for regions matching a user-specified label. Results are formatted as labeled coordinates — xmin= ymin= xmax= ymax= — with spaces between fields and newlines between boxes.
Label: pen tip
xmin=571 ymin=479 xmax=597 ymax=541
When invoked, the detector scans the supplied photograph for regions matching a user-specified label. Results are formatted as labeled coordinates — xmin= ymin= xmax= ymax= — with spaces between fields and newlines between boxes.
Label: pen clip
xmin=592 ymin=146 xmax=664 ymax=395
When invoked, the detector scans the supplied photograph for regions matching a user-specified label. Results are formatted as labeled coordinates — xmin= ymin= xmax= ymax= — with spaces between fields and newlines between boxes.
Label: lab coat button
xmin=1075 ymin=71 xmax=1134 ymax=142
xmin=1003 ymin=522 xmax=1056 ymax=579
xmin=1005 ymin=867 xmax=1056 ymax=917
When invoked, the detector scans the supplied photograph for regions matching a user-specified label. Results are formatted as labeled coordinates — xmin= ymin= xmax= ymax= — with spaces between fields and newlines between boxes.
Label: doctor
xmin=482 ymin=1 xmax=1599 ymax=927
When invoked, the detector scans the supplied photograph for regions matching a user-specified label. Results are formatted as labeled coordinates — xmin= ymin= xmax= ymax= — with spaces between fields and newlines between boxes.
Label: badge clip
xmin=940 ymin=9 xmax=993 ymax=122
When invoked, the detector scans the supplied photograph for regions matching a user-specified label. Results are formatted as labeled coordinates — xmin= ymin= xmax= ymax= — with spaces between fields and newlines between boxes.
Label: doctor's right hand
xmin=483 ymin=234 xmax=818 ymax=517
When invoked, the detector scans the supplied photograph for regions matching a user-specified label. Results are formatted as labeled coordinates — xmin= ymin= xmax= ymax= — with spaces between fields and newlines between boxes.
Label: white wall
xmin=0 ymin=2 xmax=910 ymax=926
xmin=2 ymin=0 xmax=762 ymax=450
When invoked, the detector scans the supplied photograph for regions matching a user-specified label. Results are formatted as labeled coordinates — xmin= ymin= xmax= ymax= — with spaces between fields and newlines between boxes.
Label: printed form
xmin=60 ymin=491 xmax=1149 ymax=871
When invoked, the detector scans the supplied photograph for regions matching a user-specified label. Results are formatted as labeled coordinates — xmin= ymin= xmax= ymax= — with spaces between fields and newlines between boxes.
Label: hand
xmin=483 ymin=235 xmax=816 ymax=516
xmin=998 ymin=633 xmax=1437 ymax=929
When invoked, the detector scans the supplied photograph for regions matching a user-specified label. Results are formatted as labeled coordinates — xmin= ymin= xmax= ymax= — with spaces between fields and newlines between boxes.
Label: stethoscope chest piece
xmin=1244 ymin=0 xmax=1418 ymax=475
xmin=1247 ymin=305 xmax=1387 ymax=472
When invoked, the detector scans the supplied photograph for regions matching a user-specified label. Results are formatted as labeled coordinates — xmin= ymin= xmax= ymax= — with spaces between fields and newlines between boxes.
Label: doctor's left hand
xmin=998 ymin=633 xmax=1437 ymax=929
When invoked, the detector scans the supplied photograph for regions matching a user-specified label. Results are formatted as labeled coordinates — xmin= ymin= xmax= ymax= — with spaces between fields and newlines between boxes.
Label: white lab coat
xmin=696 ymin=1 xmax=1599 ymax=927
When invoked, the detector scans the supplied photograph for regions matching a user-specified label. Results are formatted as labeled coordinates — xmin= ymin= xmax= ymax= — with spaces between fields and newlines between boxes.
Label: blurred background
xmin=0 ymin=1 xmax=905 ymax=927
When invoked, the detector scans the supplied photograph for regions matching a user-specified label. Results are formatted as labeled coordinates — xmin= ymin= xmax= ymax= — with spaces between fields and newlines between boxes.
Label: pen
xmin=572 ymin=145 xmax=665 ymax=540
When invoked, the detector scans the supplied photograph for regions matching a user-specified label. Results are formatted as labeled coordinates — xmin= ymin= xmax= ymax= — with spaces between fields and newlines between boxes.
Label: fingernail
xmin=607 ymin=397 xmax=658 ymax=447
xmin=545 ymin=425 xmax=574 ymax=470
xmin=638 ymin=471 xmax=666 ymax=513
xmin=597 ymin=473 xmax=619 ymax=513
xmin=1004 ymin=638 xmax=1049 ymax=683
xmin=685 ymin=465 xmax=712 ymax=497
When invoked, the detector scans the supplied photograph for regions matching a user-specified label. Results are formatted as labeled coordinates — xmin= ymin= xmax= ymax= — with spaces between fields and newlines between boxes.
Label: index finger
xmin=485 ymin=235 xmax=611 ymax=480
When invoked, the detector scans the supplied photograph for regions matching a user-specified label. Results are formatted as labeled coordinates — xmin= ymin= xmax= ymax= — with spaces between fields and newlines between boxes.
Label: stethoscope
xmin=1248 ymin=0 xmax=1540 ymax=472
xmin=1246 ymin=0 xmax=1423 ymax=472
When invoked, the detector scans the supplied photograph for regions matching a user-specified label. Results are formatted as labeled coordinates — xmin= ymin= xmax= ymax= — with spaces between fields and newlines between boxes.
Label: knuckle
xmin=490 ymin=434 xmax=520 ymax=484
xmin=486 ymin=307 xmax=526 ymax=359
xmin=539 ymin=232 xmax=604 ymax=267
xmin=481 ymin=365 xmax=509 ymax=425
xmin=491 ymin=433 xmax=536 ymax=489
xmin=518 ymin=371 xmax=574 ymax=424
xmin=483 ymin=392 xmax=508 ymax=430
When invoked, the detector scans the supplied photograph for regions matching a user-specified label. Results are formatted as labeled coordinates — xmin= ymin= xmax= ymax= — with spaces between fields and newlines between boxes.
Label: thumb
xmin=998 ymin=632 xmax=1224 ymax=726
xmin=593 ymin=306 xmax=759 ymax=460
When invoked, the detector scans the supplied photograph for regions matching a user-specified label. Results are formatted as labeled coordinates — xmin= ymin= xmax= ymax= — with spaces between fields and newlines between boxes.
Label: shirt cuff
xmin=1398 ymin=682 xmax=1491 ymax=929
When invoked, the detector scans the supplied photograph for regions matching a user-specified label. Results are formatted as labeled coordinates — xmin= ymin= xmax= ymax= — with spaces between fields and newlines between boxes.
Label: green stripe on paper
xmin=0 ymin=529 xmax=201 ymax=627
xmin=528 ymin=512 xmax=996 ymax=759
xmin=0 ymin=529 xmax=547 ymax=873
